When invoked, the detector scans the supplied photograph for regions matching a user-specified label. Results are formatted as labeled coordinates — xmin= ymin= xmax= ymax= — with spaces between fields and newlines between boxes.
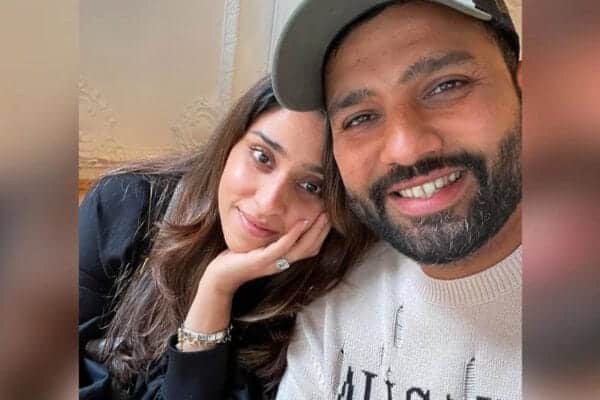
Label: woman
xmin=79 ymin=76 xmax=374 ymax=399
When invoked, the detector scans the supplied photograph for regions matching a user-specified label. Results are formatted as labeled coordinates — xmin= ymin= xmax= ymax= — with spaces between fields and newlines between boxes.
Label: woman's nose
xmin=254 ymin=176 xmax=288 ymax=216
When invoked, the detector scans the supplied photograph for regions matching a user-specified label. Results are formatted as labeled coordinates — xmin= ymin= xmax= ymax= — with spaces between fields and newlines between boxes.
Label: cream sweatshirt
xmin=277 ymin=242 xmax=522 ymax=400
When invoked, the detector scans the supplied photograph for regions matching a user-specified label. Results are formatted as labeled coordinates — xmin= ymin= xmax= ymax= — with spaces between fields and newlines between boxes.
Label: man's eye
xmin=426 ymin=79 xmax=468 ymax=98
xmin=251 ymin=148 xmax=271 ymax=165
xmin=342 ymin=113 xmax=378 ymax=130
xmin=299 ymin=181 xmax=322 ymax=195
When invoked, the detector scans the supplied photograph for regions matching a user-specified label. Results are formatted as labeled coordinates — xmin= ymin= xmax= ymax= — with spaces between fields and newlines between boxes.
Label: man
xmin=272 ymin=1 xmax=522 ymax=399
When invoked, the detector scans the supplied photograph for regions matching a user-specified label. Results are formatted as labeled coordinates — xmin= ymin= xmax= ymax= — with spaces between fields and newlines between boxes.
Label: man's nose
xmin=379 ymin=106 xmax=443 ymax=167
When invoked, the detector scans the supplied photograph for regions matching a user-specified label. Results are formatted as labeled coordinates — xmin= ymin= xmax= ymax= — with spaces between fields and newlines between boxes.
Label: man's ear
xmin=516 ymin=60 xmax=523 ymax=90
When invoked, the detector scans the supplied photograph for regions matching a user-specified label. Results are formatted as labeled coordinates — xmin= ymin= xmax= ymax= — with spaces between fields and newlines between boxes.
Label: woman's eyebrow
xmin=250 ymin=130 xmax=287 ymax=156
xmin=250 ymin=130 xmax=323 ymax=175
xmin=303 ymin=163 xmax=324 ymax=176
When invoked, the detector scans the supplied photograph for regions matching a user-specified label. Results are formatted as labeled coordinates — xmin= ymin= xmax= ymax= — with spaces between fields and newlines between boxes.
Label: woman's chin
xmin=223 ymin=234 xmax=265 ymax=254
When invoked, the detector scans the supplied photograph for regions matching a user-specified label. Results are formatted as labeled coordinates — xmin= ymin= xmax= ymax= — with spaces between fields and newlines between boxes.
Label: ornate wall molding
xmin=78 ymin=76 xmax=126 ymax=170
xmin=170 ymin=95 xmax=219 ymax=151
xmin=79 ymin=76 xmax=181 ymax=175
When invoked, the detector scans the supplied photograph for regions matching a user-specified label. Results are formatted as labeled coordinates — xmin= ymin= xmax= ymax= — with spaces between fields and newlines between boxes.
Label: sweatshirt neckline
xmin=409 ymin=246 xmax=522 ymax=307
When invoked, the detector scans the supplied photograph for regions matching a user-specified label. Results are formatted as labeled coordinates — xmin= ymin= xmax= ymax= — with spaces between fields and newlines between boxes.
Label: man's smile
xmin=387 ymin=168 xmax=464 ymax=199
xmin=386 ymin=168 xmax=471 ymax=217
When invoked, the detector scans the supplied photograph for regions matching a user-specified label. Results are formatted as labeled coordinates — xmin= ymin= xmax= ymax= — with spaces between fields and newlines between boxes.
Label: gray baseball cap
xmin=272 ymin=0 xmax=519 ymax=111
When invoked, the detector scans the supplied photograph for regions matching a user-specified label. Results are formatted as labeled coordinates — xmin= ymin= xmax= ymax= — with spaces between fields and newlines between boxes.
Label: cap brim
xmin=272 ymin=0 xmax=491 ymax=111
xmin=273 ymin=0 xmax=391 ymax=111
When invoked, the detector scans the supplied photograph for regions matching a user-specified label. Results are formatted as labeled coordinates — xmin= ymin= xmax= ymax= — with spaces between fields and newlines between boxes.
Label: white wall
xmin=80 ymin=0 xmax=304 ymax=179
xmin=79 ymin=0 xmax=521 ymax=180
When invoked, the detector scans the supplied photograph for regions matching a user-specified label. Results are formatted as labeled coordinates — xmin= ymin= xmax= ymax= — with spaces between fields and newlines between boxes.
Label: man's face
xmin=325 ymin=2 xmax=521 ymax=265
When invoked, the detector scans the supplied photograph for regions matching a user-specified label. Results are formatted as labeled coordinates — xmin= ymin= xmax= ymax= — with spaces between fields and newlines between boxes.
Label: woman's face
xmin=218 ymin=107 xmax=326 ymax=252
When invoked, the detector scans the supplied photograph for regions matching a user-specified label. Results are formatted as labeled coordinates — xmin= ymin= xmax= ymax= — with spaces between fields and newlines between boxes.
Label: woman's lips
xmin=237 ymin=208 xmax=278 ymax=238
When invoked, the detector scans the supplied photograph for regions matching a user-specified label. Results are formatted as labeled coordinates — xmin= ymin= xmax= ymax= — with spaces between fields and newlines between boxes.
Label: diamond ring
xmin=275 ymin=258 xmax=291 ymax=271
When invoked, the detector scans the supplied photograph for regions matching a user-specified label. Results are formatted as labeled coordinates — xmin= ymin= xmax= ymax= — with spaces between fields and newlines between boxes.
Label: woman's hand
xmin=204 ymin=212 xmax=331 ymax=296
xmin=180 ymin=213 xmax=330 ymax=351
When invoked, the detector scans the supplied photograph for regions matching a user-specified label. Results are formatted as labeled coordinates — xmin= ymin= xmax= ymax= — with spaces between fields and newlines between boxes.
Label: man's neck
xmin=420 ymin=206 xmax=522 ymax=280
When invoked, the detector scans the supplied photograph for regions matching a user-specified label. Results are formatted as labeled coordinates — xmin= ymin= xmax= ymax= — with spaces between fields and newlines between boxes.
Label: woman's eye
xmin=342 ymin=113 xmax=377 ymax=130
xmin=251 ymin=148 xmax=271 ymax=165
xmin=426 ymin=79 xmax=468 ymax=98
xmin=299 ymin=181 xmax=322 ymax=195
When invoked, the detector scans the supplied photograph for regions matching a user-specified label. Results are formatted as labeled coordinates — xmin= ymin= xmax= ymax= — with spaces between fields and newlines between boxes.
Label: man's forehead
xmin=325 ymin=1 xmax=490 ymax=67
xmin=323 ymin=5 xmax=494 ymax=103
xmin=325 ymin=50 xmax=480 ymax=114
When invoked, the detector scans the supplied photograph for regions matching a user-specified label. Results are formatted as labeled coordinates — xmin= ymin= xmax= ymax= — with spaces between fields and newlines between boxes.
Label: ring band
xmin=276 ymin=258 xmax=291 ymax=271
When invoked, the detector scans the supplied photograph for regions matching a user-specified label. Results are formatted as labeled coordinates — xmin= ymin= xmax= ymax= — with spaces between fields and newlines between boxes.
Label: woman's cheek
xmin=285 ymin=200 xmax=323 ymax=232
xmin=226 ymin=155 xmax=257 ymax=193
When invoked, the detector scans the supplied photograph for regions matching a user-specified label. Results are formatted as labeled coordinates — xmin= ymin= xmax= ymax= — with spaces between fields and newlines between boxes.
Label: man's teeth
xmin=398 ymin=171 xmax=462 ymax=199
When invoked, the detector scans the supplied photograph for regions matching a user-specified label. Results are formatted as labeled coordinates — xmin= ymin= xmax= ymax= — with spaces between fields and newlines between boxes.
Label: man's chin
xmin=380 ymin=219 xmax=480 ymax=265
xmin=349 ymin=191 xmax=496 ymax=265
xmin=350 ymin=199 xmax=483 ymax=264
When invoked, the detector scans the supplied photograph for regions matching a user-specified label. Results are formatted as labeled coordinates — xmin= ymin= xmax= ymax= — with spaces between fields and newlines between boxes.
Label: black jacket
xmin=79 ymin=173 xmax=265 ymax=399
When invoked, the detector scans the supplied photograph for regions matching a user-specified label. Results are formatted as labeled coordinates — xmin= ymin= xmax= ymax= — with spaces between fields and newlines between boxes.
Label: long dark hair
xmin=98 ymin=76 xmax=375 ymax=396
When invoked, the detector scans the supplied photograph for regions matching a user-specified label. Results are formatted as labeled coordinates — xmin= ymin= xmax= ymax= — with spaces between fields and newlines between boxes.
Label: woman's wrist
xmin=177 ymin=256 xmax=244 ymax=352
xmin=201 ymin=259 xmax=241 ymax=297
xmin=179 ymin=275 xmax=234 ymax=354
xmin=176 ymin=324 xmax=232 ymax=352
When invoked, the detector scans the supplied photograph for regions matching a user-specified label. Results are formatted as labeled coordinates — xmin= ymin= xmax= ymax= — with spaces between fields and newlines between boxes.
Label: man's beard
xmin=347 ymin=129 xmax=521 ymax=265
